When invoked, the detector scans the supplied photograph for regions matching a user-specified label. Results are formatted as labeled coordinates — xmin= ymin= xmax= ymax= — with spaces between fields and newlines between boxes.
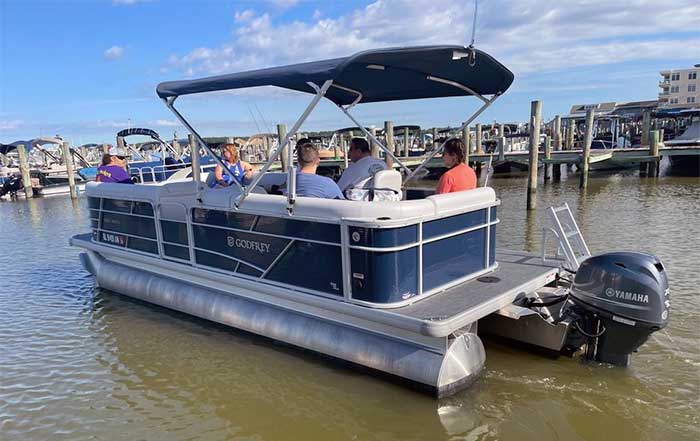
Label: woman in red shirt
xmin=436 ymin=138 xmax=477 ymax=194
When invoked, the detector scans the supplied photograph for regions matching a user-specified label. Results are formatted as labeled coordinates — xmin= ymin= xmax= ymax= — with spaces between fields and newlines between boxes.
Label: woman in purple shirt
xmin=96 ymin=147 xmax=133 ymax=184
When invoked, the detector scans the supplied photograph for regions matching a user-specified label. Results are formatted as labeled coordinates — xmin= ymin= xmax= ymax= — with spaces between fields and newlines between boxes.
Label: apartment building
xmin=659 ymin=64 xmax=700 ymax=108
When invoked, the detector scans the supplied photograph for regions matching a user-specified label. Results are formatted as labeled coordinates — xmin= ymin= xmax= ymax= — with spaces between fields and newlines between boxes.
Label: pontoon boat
xmin=71 ymin=46 xmax=669 ymax=396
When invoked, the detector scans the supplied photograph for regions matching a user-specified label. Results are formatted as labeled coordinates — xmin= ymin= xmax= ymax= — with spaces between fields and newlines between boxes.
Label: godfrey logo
xmin=605 ymin=287 xmax=649 ymax=304
xmin=227 ymin=236 xmax=271 ymax=253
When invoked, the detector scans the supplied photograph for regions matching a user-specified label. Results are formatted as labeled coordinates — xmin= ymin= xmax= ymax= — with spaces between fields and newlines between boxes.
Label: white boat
xmin=70 ymin=45 xmax=669 ymax=396
xmin=0 ymin=137 xmax=87 ymax=197
xmin=663 ymin=109 xmax=700 ymax=175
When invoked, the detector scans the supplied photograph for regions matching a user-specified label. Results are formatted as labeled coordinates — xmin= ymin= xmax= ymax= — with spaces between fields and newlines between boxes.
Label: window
xmin=670 ymin=85 xmax=679 ymax=93
xmin=670 ymin=98 xmax=679 ymax=104
xmin=671 ymin=73 xmax=680 ymax=81
xmin=689 ymin=84 xmax=697 ymax=92
xmin=688 ymin=97 xmax=696 ymax=104
xmin=689 ymin=71 xmax=698 ymax=80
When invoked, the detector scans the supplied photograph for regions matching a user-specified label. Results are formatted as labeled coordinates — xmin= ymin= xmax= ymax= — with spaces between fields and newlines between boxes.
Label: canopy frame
xmin=162 ymin=80 xmax=334 ymax=210
xmin=158 ymin=47 xmax=508 ymax=211
xmin=118 ymin=128 xmax=183 ymax=163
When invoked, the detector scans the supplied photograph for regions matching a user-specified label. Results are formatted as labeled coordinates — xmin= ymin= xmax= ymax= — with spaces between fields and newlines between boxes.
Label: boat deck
xmin=393 ymin=250 xmax=559 ymax=336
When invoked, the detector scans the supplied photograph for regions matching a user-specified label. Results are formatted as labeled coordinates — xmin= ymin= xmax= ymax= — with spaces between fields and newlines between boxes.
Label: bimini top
xmin=156 ymin=45 xmax=514 ymax=105
xmin=117 ymin=128 xmax=161 ymax=140
xmin=0 ymin=136 xmax=64 ymax=154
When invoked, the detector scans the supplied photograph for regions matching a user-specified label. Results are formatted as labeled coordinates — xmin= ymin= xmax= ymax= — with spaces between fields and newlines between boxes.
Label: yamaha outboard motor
xmin=565 ymin=251 xmax=669 ymax=366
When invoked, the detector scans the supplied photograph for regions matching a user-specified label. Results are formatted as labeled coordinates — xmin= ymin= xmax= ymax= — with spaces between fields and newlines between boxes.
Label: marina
xmin=2 ymin=1 xmax=699 ymax=440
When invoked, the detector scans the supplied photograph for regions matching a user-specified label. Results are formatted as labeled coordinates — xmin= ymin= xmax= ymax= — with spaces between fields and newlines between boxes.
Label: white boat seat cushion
xmin=345 ymin=169 xmax=402 ymax=201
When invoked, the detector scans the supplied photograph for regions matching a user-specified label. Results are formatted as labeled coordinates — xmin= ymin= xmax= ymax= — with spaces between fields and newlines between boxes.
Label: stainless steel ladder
xmin=541 ymin=202 xmax=591 ymax=271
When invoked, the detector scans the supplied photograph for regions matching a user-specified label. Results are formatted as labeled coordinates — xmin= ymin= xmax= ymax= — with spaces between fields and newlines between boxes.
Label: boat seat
xmin=345 ymin=169 xmax=402 ymax=201
xmin=427 ymin=187 xmax=497 ymax=217
xmin=255 ymin=172 xmax=287 ymax=192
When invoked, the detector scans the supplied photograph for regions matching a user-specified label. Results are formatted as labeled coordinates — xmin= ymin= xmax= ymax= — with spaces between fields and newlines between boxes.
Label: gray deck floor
xmin=390 ymin=250 xmax=560 ymax=334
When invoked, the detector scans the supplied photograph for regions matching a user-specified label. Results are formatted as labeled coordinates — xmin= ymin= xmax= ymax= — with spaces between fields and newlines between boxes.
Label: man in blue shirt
xmin=293 ymin=141 xmax=344 ymax=199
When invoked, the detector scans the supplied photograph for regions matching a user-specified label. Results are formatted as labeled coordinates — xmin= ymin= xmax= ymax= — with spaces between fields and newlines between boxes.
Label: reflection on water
xmin=1 ymin=173 xmax=698 ymax=441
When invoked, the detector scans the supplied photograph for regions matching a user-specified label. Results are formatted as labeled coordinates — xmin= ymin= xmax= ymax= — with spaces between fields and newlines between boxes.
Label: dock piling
xmin=172 ymin=137 xmax=182 ymax=157
xmin=498 ymin=136 xmax=505 ymax=161
xmin=554 ymin=115 xmax=561 ymax=151
xmin=371 ymin=127 xmax=380 ymax=158
xmin=543 ymin=135 xmax=552 ymax=181
xmin=567 ymin=121 xmax=576 ymax=150
xmin=649 ymin=130 xmax=661 ymax=177
xmin=188 ymin=134 xmax=202 ymax=195
xmin=384 ymin=121 xmax=394 ymax=167
xmin=527 ymin=100 xmax=542 ymax=211
xmin=277 ymin=124 xmax=289 ymax=172
xmin=462 ymin=126 xmax=470 ymax=164
xmin=17 ymin=144 xmax=33 ymax=199
xmin=61 ymin=141 xmax=78 ymax=199
xmin=580 ymin=108 xmax=594 ymax=189
xmin=403 ymin=127 xmax=410 ymax=157
xmin=641 ymin=110 xmax=651 ymax=146
xmin=476 ymin=124 xmax=483 ymax=154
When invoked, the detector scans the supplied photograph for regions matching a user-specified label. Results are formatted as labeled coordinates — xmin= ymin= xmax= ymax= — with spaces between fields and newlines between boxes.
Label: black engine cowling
xmin=566 ymin=251 xmax=669 ymax=366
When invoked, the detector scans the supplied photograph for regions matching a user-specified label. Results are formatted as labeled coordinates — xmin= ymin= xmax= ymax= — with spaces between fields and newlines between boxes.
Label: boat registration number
xmin=101 ymin=232 xmax=127 ymax=247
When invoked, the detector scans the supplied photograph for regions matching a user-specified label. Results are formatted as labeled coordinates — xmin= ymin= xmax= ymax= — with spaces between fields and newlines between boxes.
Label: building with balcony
xmin=659 ymin=65 xmax=700 ymax=108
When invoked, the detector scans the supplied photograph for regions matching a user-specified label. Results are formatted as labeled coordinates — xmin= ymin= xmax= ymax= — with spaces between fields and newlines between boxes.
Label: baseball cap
xmin=108 ymin=146 xmax=130 ymax=158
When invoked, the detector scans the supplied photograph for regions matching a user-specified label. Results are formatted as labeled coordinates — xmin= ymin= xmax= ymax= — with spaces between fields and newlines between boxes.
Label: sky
xmin=1 ymin=0 xmax=699 ymax=146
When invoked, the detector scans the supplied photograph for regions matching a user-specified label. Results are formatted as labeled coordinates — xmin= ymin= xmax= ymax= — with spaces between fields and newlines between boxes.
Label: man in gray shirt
xmin=336 ymin=137 xmax=388 ymax=194
xmin=291 ymin=141 xmax=344 ymax=199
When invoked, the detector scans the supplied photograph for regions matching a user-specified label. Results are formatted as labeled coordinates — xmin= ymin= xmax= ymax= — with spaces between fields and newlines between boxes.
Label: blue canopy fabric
xmin=157 ymin=46 xmax=514 ymax=105
xmin=0 ymin=144 xmax=16 ymax=155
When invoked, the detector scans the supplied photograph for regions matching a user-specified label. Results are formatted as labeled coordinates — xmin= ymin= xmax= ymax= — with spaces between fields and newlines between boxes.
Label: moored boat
xmin=71 ymin=45 xmax=670 ymax=396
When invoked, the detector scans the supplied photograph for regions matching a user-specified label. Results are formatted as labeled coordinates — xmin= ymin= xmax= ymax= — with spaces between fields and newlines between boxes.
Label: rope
xmin=574 ymin=319 xmax=606 ymax=338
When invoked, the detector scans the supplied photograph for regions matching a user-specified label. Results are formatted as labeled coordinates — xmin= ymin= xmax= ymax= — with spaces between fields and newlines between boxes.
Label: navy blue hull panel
xmin=350 ymin=247 xmax=418 ymax=303
xmin=423 ymin=229 xmax=487 ymax=292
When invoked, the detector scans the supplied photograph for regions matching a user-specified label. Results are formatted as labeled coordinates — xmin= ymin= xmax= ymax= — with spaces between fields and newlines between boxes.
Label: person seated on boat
xmin=211 ymin=143 xmax=255 ymax=187
xmin=436 ymin=138 xmax=477 ymax=194
xmin=290 ymin=141 xmax=344 ymax=199
xmin=336 ymin=137 xmax=388 ymax=195
xmin=96 ymin=147 xmax=134 ymax=184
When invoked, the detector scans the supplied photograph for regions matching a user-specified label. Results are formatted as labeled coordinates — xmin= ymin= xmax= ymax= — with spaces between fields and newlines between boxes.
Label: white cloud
xmin=103 ymin=45 xmax=125 ymax=61
xmin=95 ymin=120 xmax=129 ymax=128
xmin=165 ymin=0 xmax=700 ymax=80
xmin=235 ymin=9 xmax=255 ymax=22
xmin=151 ymin=119 xmax=180 ymax=127
xmin=0 ymin=120 xmax=23 ymax=130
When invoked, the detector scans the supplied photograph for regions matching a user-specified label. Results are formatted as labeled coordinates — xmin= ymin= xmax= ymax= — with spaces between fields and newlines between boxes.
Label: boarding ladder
xmin=541 ymin=203 xmax=591 ymax=271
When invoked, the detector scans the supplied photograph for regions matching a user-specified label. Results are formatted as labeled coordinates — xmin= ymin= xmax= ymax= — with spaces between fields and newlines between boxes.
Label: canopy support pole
xmin=163 ymin=96 xmax=246 ymax=195
xmin=236 ymin=79 xmax=333 ymax=210
xmin=403 ymin=92 xmax=500 ymax=186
